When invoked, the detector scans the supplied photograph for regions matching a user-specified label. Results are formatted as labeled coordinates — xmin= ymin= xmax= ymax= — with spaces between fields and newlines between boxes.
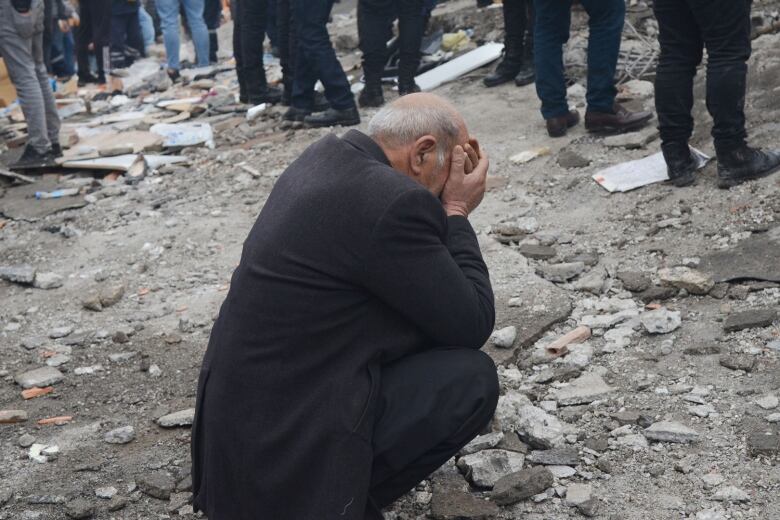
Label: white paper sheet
xmin=593 ymin=148 xmax=710 ymax=193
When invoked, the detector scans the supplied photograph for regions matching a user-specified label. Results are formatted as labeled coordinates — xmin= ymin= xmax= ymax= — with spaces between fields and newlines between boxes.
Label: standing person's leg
xmin=203 ymin=0 xmax=220 ymax=63
xmin=689 ymin=0 xmax=780 ymax=187
xmin=110 ymin=13 xmax=130 ymax=70
xmin=43 ymin=0 xmax=53 ymax=73
xmin=514 ymin=0 xmax=535 ymax=86
xmin=580 ymin=0 xmax=652 ymax=133
xmin=652 ymin=0 xmax=703 ymax=187
xmin=156 ymin=0 xmax=182 ymax=73
xmin=0 ymin=1 xmax=53 ymax=166
xmin=357 ymin=0 xmax=393 ymax=107
xmin=293 ymin=0 xmax=358 ymax=127
xmin=181 ymin=0 xmax=210 ymax=67
xmin=139 ymin=5 xmax=156 ymax=52
xmin=231 ymin=0 xmax=246 ymax=101
xmin=32 ymin=20 xmax=61 ymax=154
xmin=484 ymin=0 xmax=524 ymax=88
xmin=396 ymin=0 xmax=424 ymax=94
xmin=126 ymin=11 xmax=145 ymax=60
xmin=89 ymin=0 xmax=111 ymax=82
xmin=75 ymin=1 xmax=96 ymax=84
xmin=366 ymin=348 xmax=498 ymax=516
xmin=532 ymin=0 xmax=578 ymax=137
xmin=277 ymin=0 xmax=293 ymax=103
xmin=238 ymin=0 xmax=281 ymax=103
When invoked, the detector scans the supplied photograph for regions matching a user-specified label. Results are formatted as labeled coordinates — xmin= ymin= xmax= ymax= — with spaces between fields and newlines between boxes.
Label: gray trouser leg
xmin=32 ymin=27 xmax=61 ymax=145
xmin=0 ymin=3 xmax=53 ymax=153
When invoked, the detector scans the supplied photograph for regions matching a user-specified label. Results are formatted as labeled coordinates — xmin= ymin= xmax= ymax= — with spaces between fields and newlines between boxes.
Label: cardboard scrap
xmin=416 ymin=42 xmax=504 ymax=91
xmin=593 ymin=147 xmax=710 ymax=193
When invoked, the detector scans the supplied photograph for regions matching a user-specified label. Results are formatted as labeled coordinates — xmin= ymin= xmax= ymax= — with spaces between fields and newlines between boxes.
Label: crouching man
xmin=191 ymin=93 xmax=499 ymax=520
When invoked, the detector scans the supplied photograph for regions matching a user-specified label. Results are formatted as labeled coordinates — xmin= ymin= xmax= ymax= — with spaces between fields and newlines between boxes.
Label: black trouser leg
xmin=689 ymin=0 xmax=751 ymax=153
xmin=367 ymin=348 xmax=499 ymax=513
xmin=503 ymin=0 xmax=526 ymax=59
xmin=110 ymin=14 xmax=130 ymax=69
xmin=395 ymin=0 xmax=424 ymax=84
xmin=524 ymin=0 xmax=534 ymax=61
xmin=90 ymin=0 xmax=111 ymax=80
xmin=231 ymin=0 xmax=246 ymax=100
xmin=359 ymin=0 xmax=424 ymax=85
xmin=76 ymin=2 xmax=94 ymax=81
xmin=653 ymin=0 xmax=703 ymax=150
xmin=277 ymin=0 xmax=295 ymax=99
xmin=238 ymin=0 xmax=269 ymax=99
xmin=204 ymin=0 xmax=221 ymax=63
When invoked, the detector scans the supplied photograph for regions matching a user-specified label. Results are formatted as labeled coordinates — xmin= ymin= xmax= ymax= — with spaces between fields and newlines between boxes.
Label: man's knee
xmin=451 ymin=349 xmax=499 ymax=420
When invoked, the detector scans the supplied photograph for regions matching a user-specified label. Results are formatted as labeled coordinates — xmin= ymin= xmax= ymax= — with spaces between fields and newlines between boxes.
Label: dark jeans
xmin=503 ymin=0 xmax=534 ymax=59
xmin=533 ymin=0 xmax=624 ymax=119
xmin=291 ymin=0 xmax=355 ymax=111
xmin=203 ymin=0 xmax=221 ymax=63
xmin=110 ymin=12 xmax=144 ymax=69
xmin=231 ymin=0 xmax=270 ymax=97
xmin=277 ymin=0 xmax=296 ymax=97
xmin=76 ymin=0 xmax=111 ymax=81
xmin=365 ymin=348 xmax=499 ymax=518
xmin=653 ymin=0 xmax=751 ymax=154
xmin=51 ymin=30 xmax=76 ymax=78
xmin=358 ymin=0 xmax=424 ymax=85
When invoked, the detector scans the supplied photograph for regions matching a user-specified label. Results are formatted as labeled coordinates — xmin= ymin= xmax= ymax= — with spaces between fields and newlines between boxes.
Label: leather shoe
xmin=585 ymin=103 xmax=652 ymax=134
xmin=283 ymin=106 xmax=311 ymax=122
xmin=514 ymin=64 xmax=535 ymax=87
xmin=662 ymin=143 xmax=697 ymax=187
xmin=304 ymin=107 xmax=361 ymax=128
xmin=545 ymin=110 xmax=580 ymax=138
xmin=359 ymin=84 xmax=385 ymax=108
xmin=717 ymin=146 xmax=780 ymax=189
xmin=398 ymin=80 xmax=421 ymax=97
xmin=247 ymin=85 xmax=283 ymax=105
xmin=313 ymin=91 xmax=330 ymax=113
xmin=483 ymin=56 xmax=523 ymax=88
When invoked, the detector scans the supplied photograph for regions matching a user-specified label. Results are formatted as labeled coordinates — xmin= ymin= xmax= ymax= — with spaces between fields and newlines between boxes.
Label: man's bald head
xmin=368 ymin=93 xmax=468 ymax=167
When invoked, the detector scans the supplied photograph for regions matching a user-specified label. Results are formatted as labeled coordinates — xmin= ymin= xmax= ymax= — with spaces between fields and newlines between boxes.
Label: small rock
xmin=746 ymin=431 xmax=780 ymax=457
xmin=723 ymin=309 xmax=777 ymax=332
xmin=460 ymin=432 xmax=504 ymax=456
xmin=711 ymin=485 xmax=750 ymax=503
xmin=65 ymin=498 xmax=94 ymax=519
xmin=549 ymin=465 xmax=576 ymax=478
xmin=457 ymin=449 xmax=525 ymax=488
xmin=577 ymin=497 xmax=600 ymax=517
xmin=557 ymin=149 xmax=591 ymax=169
xmin=14 ymin=367 xmax=64 ymax=389
xmin=491 ymin=326 xmax=517 ymax=349
xmin=755 ymin=395 xmax=779 ymax=410
xmin=497 ymin=394 xmax=566 ymax=449
xmin=571 ymin=267 xmax=607 ymax=294
xmin=49 ymin=326 xmax=73 ymax=339
xmin=617 ymin=271 xmax=651 ymax=292
xmin=553 ymin=373 xmax=614 ymax=406
xmin=95 ymin=486 xmax=117 ymax=499
xmin=156 ymin=408 xmax=195 ymax=428
xmin=565 ymin=483 xmax=592 ymax=506
xmin=526 ymin=447 xmax=579 ymax=466
xmin=644 ymin=421 xmax=699 ymax=443
xmin=696 ymin=507 xmax=727 ymax=520
xmin=46 ymin=354 xmax=71 ymax=367
xmin=0 ymin=265 xmax=36 ymax=284
xmin=18 ymin=433 xmax=36 ymax=447
xmin=603 ymin=128 xmax=658 ymax=149
xmin=638 ymin=285 xmax=678 ymax=303
xmin=32 ymin=272 xmax=64 ymax=290
xmin=719 ymin=354 xmax=756 ymax=372
xmin=701 ymin=473 xmax=725 ymax=490
xmin=104 ymin=426 xmax=135 ymax=444
xmin=518 ymin=243 xmax=557 ymax=260
xmin=100 ymin=283 xmax=126 ymax=308
xmin=491 ymin=466 xmax=554 ymax=505
xmin=81 ymin=293 xmax=103 ymax=312
xmin=0 ymin=409 xmax=28 ymax=424
xmin=658 ymin=267 xmax=714 ymax=295
xmin=640 ymin=308 xmax=682 ymax=334
xmin=136 ymin=472 xmax=175 ymax=500
xmin=430 ymin=475 xmax=500 ymax=519
xmin=539 ymin=262 xmax=585 ymax=283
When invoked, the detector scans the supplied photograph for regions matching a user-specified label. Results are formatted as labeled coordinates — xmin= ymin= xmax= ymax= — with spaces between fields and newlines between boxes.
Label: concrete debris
xmin=644 ymin=421 xmax=700 ymax=444
xmin=640 ymin=308 xmax=682 ymax=334
xmin=711 ymin=486 xmax=750 ymax=503
xmin=491 ymin=466 xmax=554 ymax=505
xmin=0 ymin=410 xmax=28 ymax=423
xmin=14 ymin=367 xmax=64 ymax=389
xmin=490 ymin=326 xmax=517 ymax=349
xmin=460 ymin=432 xmax=504 ymax=456
xmin=156 ymin=408 xmax=195 ymax=428
xmin=553 ymin=373 xmax=614 ymax=406
xmin=723 ymin=309 xmax=777 ymax=332
xmin=658 ymin=267 xmax=714 ymax=295
xmin=456 ymin=449 xmax=525 ymax=488
xmin=104 ymin=426 xmax=136 ymax=445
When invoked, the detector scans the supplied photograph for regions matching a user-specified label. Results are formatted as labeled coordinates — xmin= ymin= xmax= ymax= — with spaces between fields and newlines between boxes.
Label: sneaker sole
xmin=717 ymin=161 xmax=780 ymax=189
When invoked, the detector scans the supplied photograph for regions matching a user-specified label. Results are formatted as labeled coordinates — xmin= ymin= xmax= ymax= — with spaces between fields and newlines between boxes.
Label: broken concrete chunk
xmin=617 ymin=271 xmax=651 ymax=292
xmin=553 ymin=373 xmax=614 ymax=406
xmin=640 ymin=308 xmax=682 ymax=334
xmin=711 ymin=485 xmax=750 ymax=503
xmin=0 ymin=409 xmax=28 ymax=423
xmin=526 ymin=447 xmax=579 ymax=466
xmin=518 ymin=243 xmax=556 ymax=260
xmin=456 ymin=449 xmax=525 ymax=488
xmin=490 ymin=326 xmax=517 ymax=349
xmin=104 ymin=426 xmax=136 ymax=444
xmin=156 ymin=408 xmax=195 ymax=428
xmin=643 ymin=421 xmax=699 ymax=443
xmin=565 ymin=483 xmax=593 ymax=506
xmin=0 ymin=265 xmax=36 ymax=284
xmin=539 ymin=262 xmax=585 ymax=283
xmin=491 ymin=466 xmax=554 ymax=505
xmin=136 ymin=471 xmax=176 ymax=500
xmin=719 ymin=354 xmax=756 ymax=372
xmin=723 ymin=309 xmax=777 ymax=332
xmin=658 ymin=267 xmax=714 ymax=295
xmin=33 ymin=272 xmax=64 ymax=289
xmin=14 ymin=366 xmax=65 ymax=389
xmin=460 ymin=431 xmax=504 ymax=456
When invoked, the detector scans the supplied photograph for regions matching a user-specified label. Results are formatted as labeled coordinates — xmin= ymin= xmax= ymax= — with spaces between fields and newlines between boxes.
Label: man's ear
xmin=410 ymin=135 xmax=438 ymax=175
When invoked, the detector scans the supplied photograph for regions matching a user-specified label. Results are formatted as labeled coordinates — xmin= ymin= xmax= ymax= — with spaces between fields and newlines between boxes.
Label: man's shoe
xmin=304 ymin=107 xmax=361 ymax=128
xmin=167 ymin=68 xmax=180 ymax=82
xmin=398 ymin=81 xmax=421 ymax=97
xmin=514 ymin=64 xmax=535 ymax=87
xmin=545 ymin=110 xmax=580 ymax=138
xmin=10 ymin=146 xmax=55 ymax=170
xmin=662 ymin=143 xmax=697 ymax=187
xmin=283 ymin=106 xmax=311 ymax=122
xmin=77 ymin=74 xmax=100 ymax=87
xmin=585 ymin=103 xmax=653 ymax=134
xmin=483 ymin=56 xmax=523 ymax=88
xmin=717 ymin=146 xmax=780 ymax=189
xmin=313 ymin=91 xmax=330 ymax=113
xmin=247 ymin=85 xmax=283 ymax=105
xmin=359 ymin=84 xmax=384 ymax=108
xmin=50 ymin=142 xmax=63 ymax=158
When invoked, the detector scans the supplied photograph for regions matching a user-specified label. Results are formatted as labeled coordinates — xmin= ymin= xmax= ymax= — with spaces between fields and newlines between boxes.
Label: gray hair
xmin=367 ymin=101 xmax=461 ymax=167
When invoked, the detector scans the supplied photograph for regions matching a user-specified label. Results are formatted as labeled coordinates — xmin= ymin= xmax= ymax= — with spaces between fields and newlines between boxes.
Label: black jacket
xmin=191 ymin=130 xmax=495 ymax=519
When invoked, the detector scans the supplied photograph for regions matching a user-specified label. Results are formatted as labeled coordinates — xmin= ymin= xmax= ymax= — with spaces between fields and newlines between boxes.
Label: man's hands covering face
xmin=441 ymin=139 xmax=489 ymax=218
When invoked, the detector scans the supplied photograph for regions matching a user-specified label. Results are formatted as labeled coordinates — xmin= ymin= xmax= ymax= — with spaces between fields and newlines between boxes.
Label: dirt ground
xmin=1 ymin=1 xmax=780 ymax=519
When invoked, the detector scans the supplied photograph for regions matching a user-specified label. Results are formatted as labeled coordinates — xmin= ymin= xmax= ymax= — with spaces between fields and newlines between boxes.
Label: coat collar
xmin=341 ymin=130 xmax=391 ymax=167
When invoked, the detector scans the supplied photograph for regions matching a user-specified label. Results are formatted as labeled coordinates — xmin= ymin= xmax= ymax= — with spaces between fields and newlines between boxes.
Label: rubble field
xmin=1 ymin=1 xmax=780 ymax=519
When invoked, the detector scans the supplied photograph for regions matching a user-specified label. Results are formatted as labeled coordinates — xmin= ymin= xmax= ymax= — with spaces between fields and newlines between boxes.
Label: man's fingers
xmin=474 ymin=147 xmax=490 ymax=182
xmin=464 ymin=143 xmax=479 ymax=174
xmin=450 ymin=145 xmax=466 ymax=178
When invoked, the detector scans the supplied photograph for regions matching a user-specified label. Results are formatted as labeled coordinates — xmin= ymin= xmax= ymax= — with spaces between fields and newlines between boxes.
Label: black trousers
xmin=203 ymin=0 xmax=221 ymax=63
xmin=277 ymin=0 xmax=296 ymax=98
xmin=231 ymin=0 xmax=270 ymax=99
xmin=358 ymin=0 xmax=424 ymax=85
xmin=504 ymin=0 xmax=534 ymax=60
xmin=76 ymin=0 xmax=111 ymax=82
xmin=110 ymin=13 xmax=144 ymax=69
xmin=365 ymin=348 xmax=499 ymax=518
xmin=290 ymin=0 xmax=354 ymax=110
xmin=653 ymin=0 xmax=752 ymax=154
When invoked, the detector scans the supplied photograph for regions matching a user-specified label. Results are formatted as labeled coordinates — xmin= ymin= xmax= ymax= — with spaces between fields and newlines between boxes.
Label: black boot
xmin=484 ymin=53 xmax=523 ymax=88
xmin=662 ymin=142 xmax=697 ymax=187
xmin=313 ymin=92 xmax=330 ymax=113
xmin=398 ymin=80 xmax=421 ymax=97
xmin=209 ymin=33 xmax=219 ymax=64
xmin=514 ymin=61 xmax=535 ymax=87
xmin=283 ymin=106 xmax=311 ymax=122
xmin=10 ymin=145 xmax=56 ymax=170
xmin=304 ymin=107 xmax=361 ymax=128
xmin=359 ymin=82 xmax=384 ymax=108
xmin=717 ymin=145 xmax=780 ymax=189
xmin=50 ymin=142 xmax=63 ymax=159
xmin=247 ymin=85 xmax=283 ymax=105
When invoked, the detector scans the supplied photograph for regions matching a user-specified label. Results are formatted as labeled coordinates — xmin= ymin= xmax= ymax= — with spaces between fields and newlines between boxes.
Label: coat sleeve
xmin=361 ymin=188 xmax=495 ymax=348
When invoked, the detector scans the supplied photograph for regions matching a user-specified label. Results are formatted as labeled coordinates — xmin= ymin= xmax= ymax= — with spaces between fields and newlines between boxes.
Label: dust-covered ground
xmin=1 ymin=1 xmax=780 ymax=519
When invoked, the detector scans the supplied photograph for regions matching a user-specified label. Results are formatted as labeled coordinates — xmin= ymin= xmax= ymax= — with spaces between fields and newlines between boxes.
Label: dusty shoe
xmin=662 ymin=143 xmax=697 ymax=187
xmin=717 ymin=146 xmax=780 ymax=189
xmin=283 ymin=106 xmax=311 ymax=122
xmin=304 ymin=107 xmax=361 ymax=128
xmin=359 ymin=84 xmax=384 ymax=108
xmin=398 ymin=81 xmax=421 ymax=97
xmin=484 ymin=55 xmax=523 ymax=88
xmin=247 ymin=86 xmax=283 ymax=105
xmin=514 ymin=64 xmax=535 ymax=87
xmin=313 ymin=91 xmax=330 ymax=113
xmin=50 ymin=142 xmax=63 ymax=159
xmin=10 ymin=146 xmax=55 ymax=170
xmin=545 ymin=110 xmax=580 ymax=138
xmin=585 ymin=103 xmax=652 ymax=134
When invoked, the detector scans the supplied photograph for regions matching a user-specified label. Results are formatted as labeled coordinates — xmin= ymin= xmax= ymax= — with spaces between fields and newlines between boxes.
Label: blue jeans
xmin=156 ymin=0 xmax=210 ymax=70
xmin=533 ymin=0 xmax=624 ymax=119
xmin=139 ymin=6 xmax=156 ymax=52
xmin=51 ymin=30 xmax=75 ymax=78
xmin=291 ymin=0 xmax=355 ymax=111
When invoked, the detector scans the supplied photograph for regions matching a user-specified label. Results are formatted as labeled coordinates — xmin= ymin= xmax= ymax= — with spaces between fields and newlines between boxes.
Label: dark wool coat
xmin=191 ymin=130 xmax=494 ymax=520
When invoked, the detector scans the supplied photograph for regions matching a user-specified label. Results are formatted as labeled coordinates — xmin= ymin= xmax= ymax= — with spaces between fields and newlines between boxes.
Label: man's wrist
xmin=443 ymin=202 xmax=469 ymax=218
